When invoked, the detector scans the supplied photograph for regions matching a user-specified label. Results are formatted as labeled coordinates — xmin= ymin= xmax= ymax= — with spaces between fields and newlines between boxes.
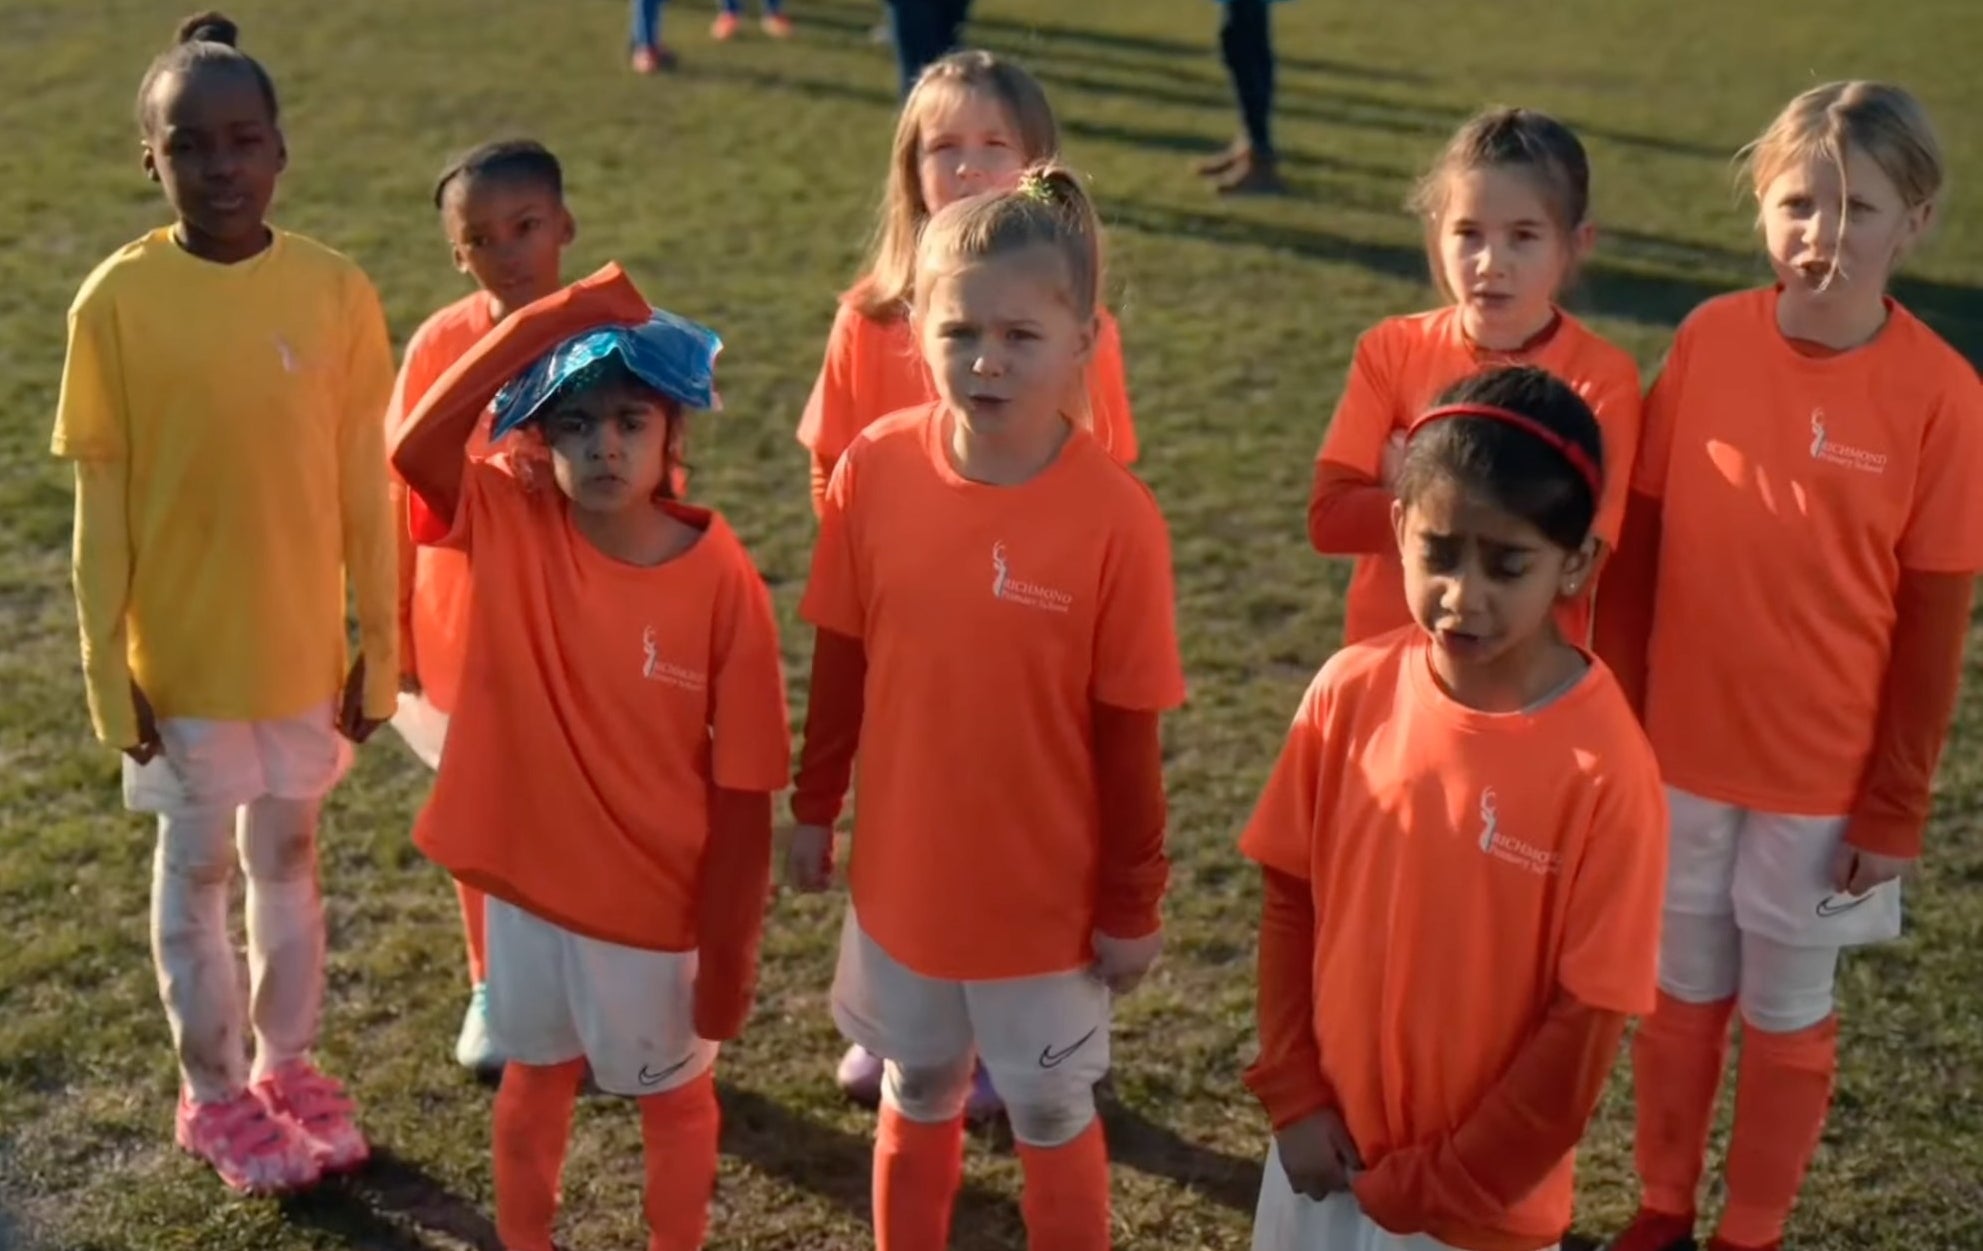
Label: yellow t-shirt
xmin=52 ymin=227 xmax=399 ymax=744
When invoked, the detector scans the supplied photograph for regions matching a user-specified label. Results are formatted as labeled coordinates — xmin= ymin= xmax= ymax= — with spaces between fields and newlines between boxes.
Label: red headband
xmin=1405 ymin=403 xmax=1602 ymax=498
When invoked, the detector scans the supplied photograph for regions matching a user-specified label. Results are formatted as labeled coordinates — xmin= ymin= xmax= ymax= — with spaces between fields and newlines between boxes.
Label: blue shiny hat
xmin=491 ymin=309 xmax=723 ymax=439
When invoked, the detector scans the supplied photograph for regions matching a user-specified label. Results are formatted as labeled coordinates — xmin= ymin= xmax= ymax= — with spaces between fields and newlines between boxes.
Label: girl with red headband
xmin=1241 ymin=365 xmax=1669 ymax=1251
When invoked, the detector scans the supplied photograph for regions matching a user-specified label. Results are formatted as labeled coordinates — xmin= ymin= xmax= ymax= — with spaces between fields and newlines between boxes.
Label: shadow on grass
xmin=282 ymin=1147 xmax=501 ymax=1251
xmin=962 ymin=14 xmax=1728 ymax=162
xmin=1107 ymin=197 xmax=1983 ymax=352
xmin=1098 ymin=1088 xmax=1262 ymax=1212
xmin=718 ymin=1084 xmax=1024 ymax=1250
xmin=664 ymin=66 xmax=1983 ymax=357
xmin=1104 ymin=197 xmax=1717 ymax=327
xmin=1604 ymin=227 xmax=1983 ymax=363
xmin=962 ymin=9 xmax=1429 ymax=84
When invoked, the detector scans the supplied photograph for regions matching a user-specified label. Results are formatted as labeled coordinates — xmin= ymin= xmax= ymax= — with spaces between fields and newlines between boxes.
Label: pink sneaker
xmin=762 ymin=13 xmax=794 ymax=37
xmin=710 ymin=12 xmax=741 ymax=40
xmin=176 ymin=1088 xmax=322 ymax=1194
xmin=253 ymin=1061 xmax=370 ymax=1174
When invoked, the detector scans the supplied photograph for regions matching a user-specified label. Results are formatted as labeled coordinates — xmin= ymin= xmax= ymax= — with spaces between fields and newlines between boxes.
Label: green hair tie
xmin=1017 ymin=168 xmax=1056 ymax=205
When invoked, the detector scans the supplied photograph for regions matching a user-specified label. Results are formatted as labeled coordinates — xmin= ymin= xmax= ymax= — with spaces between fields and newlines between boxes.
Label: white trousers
xmin=132 ymin=704 xmax=348 ymax=1102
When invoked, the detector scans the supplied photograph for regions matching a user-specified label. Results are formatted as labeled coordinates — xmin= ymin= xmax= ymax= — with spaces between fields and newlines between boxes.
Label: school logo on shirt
xmin=1473 ymin=786 xmax=1562 ymax=876
xmin=1478 ymin=788 xmax=1499 ymax=851
xmin=1808 ymin=409 xmax=1887 ymax=475
xmin=641 ymin=626 xmax=707 ymax=692
xmin=989 ymin=541 xmax=1073 ymax=614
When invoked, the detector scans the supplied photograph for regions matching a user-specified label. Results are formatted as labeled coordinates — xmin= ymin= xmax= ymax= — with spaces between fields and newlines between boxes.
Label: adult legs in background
xmin=629 ymin=0 xmax=677 ymax=70
xmin=1201 ymin=0 xmax=1284 ymax=193
xmin=888 ymin=0 xmax=973 ymax=98
xmin=715 ymin=0 xmax=791 ymax=40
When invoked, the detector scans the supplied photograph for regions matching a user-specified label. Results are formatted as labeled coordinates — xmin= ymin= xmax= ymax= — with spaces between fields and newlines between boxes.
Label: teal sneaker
xmin=454 ymin=983 xmax=504 ymax=1075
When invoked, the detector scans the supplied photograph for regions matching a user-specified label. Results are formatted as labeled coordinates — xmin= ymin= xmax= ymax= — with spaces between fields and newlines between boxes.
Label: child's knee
xmin=882 ymin=1055 xmax=974 ymax=1123
xmin=1657 ymin=908 xmax=1740 ymax=1003
xmin=1000 ymin=1083 xmax=1097 ymax=1148
xmin=156 ymin=808 xmax=237 ymax=887
xmin=1738 ymin=935 xmax=1840 ymax=1034
xmin=241 ymin=798 xmax=319 ymax=881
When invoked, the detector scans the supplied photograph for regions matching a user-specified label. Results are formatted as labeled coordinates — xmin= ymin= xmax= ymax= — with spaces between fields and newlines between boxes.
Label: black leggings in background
xmin=889 ymin=0 xmax=973 ymax=98
xmin=1219 ymin=0 xmax=1276 ymax=157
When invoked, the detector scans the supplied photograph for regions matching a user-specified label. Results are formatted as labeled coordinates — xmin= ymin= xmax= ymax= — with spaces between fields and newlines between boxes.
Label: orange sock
xmin=1631 ymin=991 xmax=1735 ymax=1216
xmin=874 ymin=1103 xmax=964 ymax=1251
xmin=1015 ymin=1118 xmax=1111 ymax=1251
xmin=458 ymin=880 xmax=488 ymax=986
xmin=1717 ymin=1014 xmax=1838 ymax=1249
xmin=638 ymin=1069 xmax=721 ymax=1251
xmin=493 ymin=1058 xmax=585 ymax=1251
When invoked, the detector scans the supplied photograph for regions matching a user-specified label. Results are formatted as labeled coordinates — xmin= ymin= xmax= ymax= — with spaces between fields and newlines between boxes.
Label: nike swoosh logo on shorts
xmin=638 ymin=1055 xmax=694 ymax=1087
xmin=1816 ymin=892 xmax=1873 ymax=918
xmin=1038 ymin=1026 xmax=1099 ymax=1069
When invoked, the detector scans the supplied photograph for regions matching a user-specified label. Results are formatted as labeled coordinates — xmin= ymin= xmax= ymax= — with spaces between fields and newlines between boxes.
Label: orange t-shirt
xmin=796 ymin=293 xmax=1140 ymax=468
xmin=1314 ymin=306 xmax=1643 ymax=646
xmin=1241 ymin=629 xmax=1666 ymax=1251
xmin=1634 ymin=288 xmax=1983 ymax=815
xmin=414 ymin=456 xmax=791 ymax=951
xmin=802 ymin=404 xmax=1185 ymax=980
xmin=388 ymin=292 xmax=498 ymax=715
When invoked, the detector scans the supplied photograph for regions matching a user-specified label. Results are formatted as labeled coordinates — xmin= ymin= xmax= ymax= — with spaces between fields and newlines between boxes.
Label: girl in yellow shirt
xmin=51 ymin=10 xmax=397 ymax=1196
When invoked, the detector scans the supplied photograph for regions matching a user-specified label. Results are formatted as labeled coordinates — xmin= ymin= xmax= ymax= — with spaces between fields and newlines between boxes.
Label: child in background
xmin=387 ymin=138 xmax=576 ymax=1075
xmin=711 ymin=0 xmax=794 ymax=41
xmin=1308 ymin=107 xmax=1641 ymax=648
xmin=52 ymin=10 xmax=397 ymax=1195
xmin=801 ymin=50 xmax=1139 ymax=518
xmin=1244 ymin=365 xmax=1667 ymax=1251
xmin=1597 ymin=83 xmax=1983 ymax=1251
xmin=788 ymin=164 xmax=1184 ymax=1251
xmin=802 ymin=53 xmax=1142 ymax=1115
xmin=392 ymin=266 xmax=789 ymax=1251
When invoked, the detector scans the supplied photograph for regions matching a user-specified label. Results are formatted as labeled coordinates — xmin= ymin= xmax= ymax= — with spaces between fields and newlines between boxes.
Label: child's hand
xmin=1830 ymin=842 xmax=1913 ymax=896
xmin=1379 ymin=432 xmax=1408 ymax=492
xmin=1090 ymin=926 xmax=1162 ymax=994
xmin=1276 ymin=1107 xmax=1361 ymax=1201
xmin=785 ymin=824 xmax=834 ymax=892
xmin=125 ymin=681 xmax=163 ymax=765
xmin=336 ymin=657 xmax=387 ymax=744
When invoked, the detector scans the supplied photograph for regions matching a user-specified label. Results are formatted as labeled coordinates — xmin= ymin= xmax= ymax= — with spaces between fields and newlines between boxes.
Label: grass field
xmin=3 ymin=0 xmax=1982 ymax=1248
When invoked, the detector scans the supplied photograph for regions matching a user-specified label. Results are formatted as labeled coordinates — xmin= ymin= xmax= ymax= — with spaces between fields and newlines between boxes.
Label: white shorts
xmin=1252 ymin=1143 xmax=1552 ymax=1251
xmin=1665 ymin=787 xmax=1901 ymax=948
xmin=123 ymin=700 xmax=351 ymax=814
xmin=483 ymin=896 xmax=717 ymax=1098
xmin=389 ymin=691 xmax=449 ymax=771
xmin=830 ymin=909 xmax=1110 ymax=1105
